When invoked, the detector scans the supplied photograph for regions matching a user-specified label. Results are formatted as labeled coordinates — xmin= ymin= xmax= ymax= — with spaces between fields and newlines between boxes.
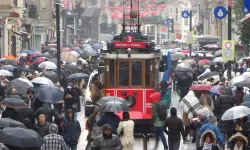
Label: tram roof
xmin=101 ymin=54 xmax=160 ymax=59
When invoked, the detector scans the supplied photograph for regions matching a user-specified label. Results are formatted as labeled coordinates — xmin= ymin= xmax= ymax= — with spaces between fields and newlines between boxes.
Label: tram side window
xmin=145 ymin=60 xmax=151 ymax=86
xmin=109 ymin=60 xmax=115 ymax=87
xmin=132 ymin=61 xmax=142 ymax=86
xmin=119 ymin=61 xmax=129 ymax=86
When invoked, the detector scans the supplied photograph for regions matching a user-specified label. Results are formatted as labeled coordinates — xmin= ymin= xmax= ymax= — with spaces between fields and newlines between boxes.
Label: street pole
xmin=189 ymin=10 xmax=192 ymax=57
xmin=56 ymin=3 xmax=61 ymax=75
xmin=167 ymin=24 xmax=170 ymax=42
xmin=227 ymin=0 xmax=232 ymax=80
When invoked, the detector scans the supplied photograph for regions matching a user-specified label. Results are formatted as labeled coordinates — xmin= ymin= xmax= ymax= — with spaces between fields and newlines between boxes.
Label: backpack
xmin=156 ymin=101 xmax=168 ymax=120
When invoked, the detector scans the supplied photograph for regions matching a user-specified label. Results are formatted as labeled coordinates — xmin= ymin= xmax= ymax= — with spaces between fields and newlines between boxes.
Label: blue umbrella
xmin=34 ymin=85 xmax=64 ymax=104
xmin=20 ymin=50 xmax=35 ymax=55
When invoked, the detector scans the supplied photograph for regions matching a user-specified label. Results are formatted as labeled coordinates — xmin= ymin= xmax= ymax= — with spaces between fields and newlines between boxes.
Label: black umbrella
xmin=0 ymin=118 xmax=26 ymax=128
xmin=0 ymin=127 xmax=44 ymax=147
xmin=67 ymin=73 xmax=89 ymax=80
xmin=7 ymin=78 xmax=33 ymax=95
xmin=198 ymin=71 xmax=219 ymax=80
xmin=1 ymin=59 xmax=16 ymax=66
xmin=7 ymin=94 xmax=21 ymax=99
xmin=64 ymin=64 xmax=80 ymax=73
xmin=43 ymin=71 xmax=60 ymax=83
xmin=99 ymin=101 xmax=130 ymax=112
xmin=1 ymin=98 xmax=27 ymax=108
xmin=34 ymin=85 xmax=64 ymax=104
xmin=175 ymin=67 xmax=193 ymax=72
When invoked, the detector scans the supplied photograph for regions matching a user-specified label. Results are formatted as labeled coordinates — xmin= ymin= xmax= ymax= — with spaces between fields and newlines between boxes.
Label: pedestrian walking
xmin=88 ymin=124 xmax=122 ymax=150
xmin=96 ymin=112 xmax=120 ymax=135
xmin=64 ymin=83 xmax=79 ymax=120
xmin=117 ymin=112 xmax=134 ymax=150
xmin=41 ymin=123 xmax=66 ymax=150
xmin=33 ymin=102 xmax=59 ymax=123
xmin=229 ymin=132 xmax=249 ymax=150
xmin=63 ymin=109 xmax=81 ymax=150
xmin=197 ymin=130 xmax=220 ymax=150
xmin=151 ymin=92 xmax=168 ymax=150
xmin=33 ymin=114 xmax=50 ymax=137
xmin=163 ymin=107 xmax=185 ymax=150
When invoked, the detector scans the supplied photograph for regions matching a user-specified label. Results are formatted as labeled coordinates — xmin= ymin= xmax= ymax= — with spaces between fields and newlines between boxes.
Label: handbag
xmin=119 ymin=122 xmax=124 ymax=137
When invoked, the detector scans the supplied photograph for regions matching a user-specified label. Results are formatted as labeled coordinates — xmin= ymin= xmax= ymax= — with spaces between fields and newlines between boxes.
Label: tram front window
xmin=119 ymin=61 xmax=129 ymax=86
xmin=109 ymin=60 xmax=115 ymax=87
xmin=132 ymin=61 xmax=142 ymax=86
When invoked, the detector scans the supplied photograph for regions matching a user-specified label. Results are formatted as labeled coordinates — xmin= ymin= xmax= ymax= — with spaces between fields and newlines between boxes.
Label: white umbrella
xmin=0 ymin=70 xmax=13 ymax=76
xmin=213 ymin=57 xmax=223 ymax=62
xmin=78 ymin=58 xmax=88 ymax=65
xmin=242 ymin=72 xmax=250 ymax=78
xmin=228 ymin=75 xmax=250 ymax=87
xmin=38 ymin=61 xmax=57 ymax=70
xmin=31 ymin=77 xmax=54 ymax=86
xmin=221 ymin=106 xmax=250 ymax=120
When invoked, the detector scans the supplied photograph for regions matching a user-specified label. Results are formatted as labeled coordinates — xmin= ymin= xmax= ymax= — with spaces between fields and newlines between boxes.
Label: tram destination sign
xmin=113 ymin=35 xmax=146 ymax=49
xmin=113 ymin=42 xmax=145 ymax=48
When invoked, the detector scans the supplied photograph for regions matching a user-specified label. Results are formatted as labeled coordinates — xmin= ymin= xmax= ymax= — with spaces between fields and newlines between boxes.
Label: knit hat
xmin=67 ymin=82 xmax=73 ymax=88
xmin=49 ymin=123 xmax=58 ymax=134
xmin=150 ymin=92 xmax=161 ymax=103
xmin=103 ymin=124 xmax=112 ymax=131
xmin=208 ymin=115 xmax=217 ymax=122
xmin=197 ymin=109 xmax=206 ymax=117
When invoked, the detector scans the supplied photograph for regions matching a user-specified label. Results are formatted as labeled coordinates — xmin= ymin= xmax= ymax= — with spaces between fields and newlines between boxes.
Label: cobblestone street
xmin=77 ymin=91 xmax=196 ymax=150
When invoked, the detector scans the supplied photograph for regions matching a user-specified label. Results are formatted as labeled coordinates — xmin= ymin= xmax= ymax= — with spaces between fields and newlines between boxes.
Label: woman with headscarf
xmin=180 ymin=90 xmax=203 ymax=141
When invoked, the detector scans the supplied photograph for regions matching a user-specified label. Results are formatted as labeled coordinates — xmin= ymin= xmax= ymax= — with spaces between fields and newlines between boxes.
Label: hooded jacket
xmin=197 ymin=130 xmax=220 ymax=150
xmin=88 ymin=124 xmax=122 ymax=150
xmin=163 ymin=108 xmax=185 ymax=141
xmin=63 ymin=109 xmax=81 ymax=145
xmin=41 ymin=123 xmax=66 ymax=150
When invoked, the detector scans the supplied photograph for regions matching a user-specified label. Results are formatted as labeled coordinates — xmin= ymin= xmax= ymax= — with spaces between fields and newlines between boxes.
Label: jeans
xmin=155 ymin=126 xmax=168 ymax=149
xmin=66 ymin=144 xmax=77 ymax=150
xmin=168 ymin=138 xmax=180 ymax=150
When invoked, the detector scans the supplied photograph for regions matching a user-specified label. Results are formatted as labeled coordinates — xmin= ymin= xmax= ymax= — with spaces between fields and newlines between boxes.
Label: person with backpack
xmin=159 ymin=80 xmax=171 ymax=108
xmin=151 ymin=92 xmax=168 ymax=150
xmin=163 ymin=107 xmax=186 ymax=150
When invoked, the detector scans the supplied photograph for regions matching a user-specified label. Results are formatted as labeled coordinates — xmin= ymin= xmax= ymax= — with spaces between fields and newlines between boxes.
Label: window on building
xmin=40 ymin=0 xmax=48 ymax=9
xmin=13 ymin=0 xmax=18 ymax=6
xmin=176 ymin=8 xmax=179 ymax=22
xmin=91 ymin=0 xmax=97 ymax=6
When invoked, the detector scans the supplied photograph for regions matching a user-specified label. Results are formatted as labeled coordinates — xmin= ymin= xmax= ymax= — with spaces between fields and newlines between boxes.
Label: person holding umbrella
xmin=64 ymin=83 xmax=79 ymax=120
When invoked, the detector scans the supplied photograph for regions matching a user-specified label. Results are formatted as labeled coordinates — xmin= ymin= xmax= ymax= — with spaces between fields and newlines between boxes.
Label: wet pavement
xmin=77 ymin=91 xmax=196 ymax=150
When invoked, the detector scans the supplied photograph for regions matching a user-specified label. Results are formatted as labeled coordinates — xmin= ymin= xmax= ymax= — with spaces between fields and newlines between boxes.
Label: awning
xmin=81 ymin=8 xmax=101 ymax=18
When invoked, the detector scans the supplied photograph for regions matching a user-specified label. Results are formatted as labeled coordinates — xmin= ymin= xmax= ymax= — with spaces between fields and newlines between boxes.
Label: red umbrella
xmin=198 ymin=59 xmax=211 ymax=66
xmin=190 ymin=84 xmax=212 ymax=91
xmin=33 ymin=52 xmax=43 ymax=57
xmin=116 ymin=111 xmax=152 ymax=120
xmin=180 ymin=50 xmax=190 ymax=54
xmin=33 ymin=58 xmax=45 ymax=65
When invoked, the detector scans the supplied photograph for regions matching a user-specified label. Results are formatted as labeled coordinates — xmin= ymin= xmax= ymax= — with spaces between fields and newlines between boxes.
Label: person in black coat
xmin=15 ymin=107 xmax=35 ymax=124
xmin=177 ymin=72 xmax=193 ymax=101
xmin=1 ymin=107 xmax=17 ymax=119
xmin=64 ymin=83 xmax=80 ymax=119
xmin=33 ymin=102 xmax=59 ymax=123
xmin=215 ymin=88 xmax=236 ymax=138
xmin=163 ymin=107 xmax=186 ymax=150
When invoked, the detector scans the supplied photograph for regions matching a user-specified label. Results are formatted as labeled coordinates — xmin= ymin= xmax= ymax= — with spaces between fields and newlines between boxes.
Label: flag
xmin=245 ymin=0 xmax=250 ymax=10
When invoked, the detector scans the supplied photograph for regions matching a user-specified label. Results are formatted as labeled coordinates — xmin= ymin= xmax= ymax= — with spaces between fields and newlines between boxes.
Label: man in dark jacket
xmin=33 ymin=114 xmax=50 ymax=137
xmin=88 ymin=124 xmax=122 ymax=150
xmin=64 ymin=83 xmax=80 ymax=120
xmin=63 ymin=109 xmax=81 ymax=150
xmin=177 ymin=72 xmax=193 ymax=101
xmin=97 ymin=112 xmax=120 ymax=135
xmin=163 ymin=107 xmax=185 ymax=150
xmin=33 ymin=102 xmax=59 ymax=123
xmin=215 ymin=88 xmax=235 ymax=138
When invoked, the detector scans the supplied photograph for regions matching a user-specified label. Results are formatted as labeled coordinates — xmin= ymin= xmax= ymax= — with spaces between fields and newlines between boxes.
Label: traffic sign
xmin=242 ymin=5 xmax=250 ymax=14
xmin=245 ymin=0 xmax=250 ymax=10
xmin=185 ymin=31 xmax=194 ymax=44
xmin=182 ymin=11 xmax=190 ymax=18
xmin=214 ymin=6 xmax=227 ymax=20
xmin=164 ymin=19 xmax=172 ymax=24
xmin=222 ymin=40 xmax=235 ymax=61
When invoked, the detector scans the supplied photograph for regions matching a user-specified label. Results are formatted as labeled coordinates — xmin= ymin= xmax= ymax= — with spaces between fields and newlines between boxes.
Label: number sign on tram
xmin=113 ymin=36 xmax=146 ymax=49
